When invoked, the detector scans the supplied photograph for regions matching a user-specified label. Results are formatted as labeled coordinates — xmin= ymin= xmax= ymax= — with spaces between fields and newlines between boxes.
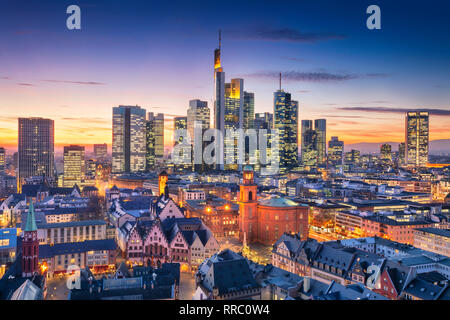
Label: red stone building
xmin=239 ymin=166 xmax=309 ymax=245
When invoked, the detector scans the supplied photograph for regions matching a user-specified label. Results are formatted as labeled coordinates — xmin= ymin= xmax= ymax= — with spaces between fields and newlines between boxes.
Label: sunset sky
xmin=1 ymin=0 xmax=450 ymax=154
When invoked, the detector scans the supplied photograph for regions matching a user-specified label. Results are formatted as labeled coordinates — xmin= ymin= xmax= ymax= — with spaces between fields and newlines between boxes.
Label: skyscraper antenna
xmin=219 ymin=29 xmax=221 ymax=49
xmin=279 ymin=72 xmax=282 ymax=91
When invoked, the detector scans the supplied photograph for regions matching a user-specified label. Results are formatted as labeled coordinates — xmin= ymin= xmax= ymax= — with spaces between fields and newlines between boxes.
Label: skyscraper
xmin=214 ymin=30 xmax=225 ymax=135
xmin=112 ymin=105 xmax=146 ymax=173
xmin=301 ymin=119 xmax=327 ymax=166
xmin=398 ymin=142 xmax=406 ymax=165
xmin=314 ymin=119 xmax=327 ymax=165
xmin=187 ymin=99 xmax=210 ymax=172
xmin=93 ymin=143 xmax=107 ymax=161
xmin=243 ymin=91 xmax=255 ymax=130
xmin=224 ymin=78 xmax=244 ymax=170
xmin=146 ymin=112 xmax=164 ymax=171
xmin=274 ymin=87 xmax=299 ymax=174
xmin=63 ymin=145 xmax=85 ymax=188
xmin=254 ymin=113 xmax=273 ymax=173
xmin=405 ymin=111 xmax=429 ymax=167
xmin=18 ymin=117 xmax=55 ymax=191
xmin=173 ymin=116 xmax=190 ymax=172
xmin=301 ymin=120 xmax=318 ymax=166
xmin=327 ymin=137 xmax=344 ymax=168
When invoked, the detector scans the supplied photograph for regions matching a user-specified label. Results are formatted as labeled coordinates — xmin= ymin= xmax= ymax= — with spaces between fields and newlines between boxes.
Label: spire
xmin=24 ymin=198 xmax=37 ymax=232
xmin=279 ymin=72 xmax=282 ymax=91
xmin=219 ymin=29 xmax=221 ymax=49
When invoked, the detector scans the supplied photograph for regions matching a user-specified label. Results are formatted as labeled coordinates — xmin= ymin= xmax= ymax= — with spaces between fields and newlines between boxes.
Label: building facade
xmin=405 ymin=111 xmax=429 ymax=167
xmin=112 ymin=105 xmax=147 ymax=173
xmin=18 ymin=118 xmax=55 ymax=191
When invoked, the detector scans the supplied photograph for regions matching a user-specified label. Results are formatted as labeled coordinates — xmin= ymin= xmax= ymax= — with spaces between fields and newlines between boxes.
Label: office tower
xmin=345 ymin=149 xmax=361 ymax=166
xmin=380 ymin=143 xmax=392 ymax=162
xmin=85 ymin=158 xmax=97 ymax=179
xmin=243 ymin=91 xmax=255 ymax=130
xmin=254 ymin=113 xmax=273 ymax=173
xmin=112 ymin=105 xmax=146 ymax=173
xmin=398 ymin=142 xmax=405 ymax=165
xmin=274 ymin=85 xmax=299 ymax=174
xmin=405 ymin=111 xmax=429 ymax=167
xmin=254 ymin=112 xmax=273 ymax=130
xmin=63 ymin=145 xmax=85 ymax=188
xmin=187 ymin=100 xmax=211 ymax=172
xmin=146 ymin=112 xmax=164 ymax=171
xmin=18 ymin=118 xmax=55 ymax=191
xmin=214 ymin=30 xmax=225 ymax=135
xmin=301 ymin=119 xmax=327 ymax=166
xmin=314 ymin=119 xmax=326 ymax=165
xmin=0 ymin=147 xmax=5 ymax=172
xmin=224 ymin=78 xmax=244 ymax=170
xmin=173 ymin=116 xmax=191 ymax=172
xmin=327 ymin=137 xmax=344 ymax=167
xmin=93 ymin=143 xmax=107 ymax=161
xmin=301 ymin=120 xmax=318 ymax=166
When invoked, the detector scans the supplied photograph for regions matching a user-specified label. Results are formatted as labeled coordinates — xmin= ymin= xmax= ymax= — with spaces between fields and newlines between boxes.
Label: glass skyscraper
xmin=327 ymin=136 xmax=344 ymax=168
xmin=301 ymin=119 xmax=327 ymax=166
xmin=301 ymin=120 xmax=318 ymax=166
xmin=243 ymin=91 xmax=255 ymax=130
xmin=314 ymin=119 xmax=327 ymax=165
xmin=274 ymin=90 xmax=298 ymax=174
xmin=112 ymin=105 xmax=146 ymax=173
xmin=187 ymin=99 xmax=210 ymax=173
xmin=18 ymin=117 xmax=55 ymax=191
xmin=405 ymin=111 xmax=429 ymax=167
xmin=146 ymin=112 xmax=164 ymax=171
xmin=173 ymin=116 xmax=190 ymax=173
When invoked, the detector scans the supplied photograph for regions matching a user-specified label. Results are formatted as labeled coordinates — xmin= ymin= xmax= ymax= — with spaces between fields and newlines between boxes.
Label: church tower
xmin=158 ymin=170 xmax=168 ymax=196
xmin=239 ymin=165 xmax=258 ymax=243
xmin=22 ymin=198 xmax=39 ymax=278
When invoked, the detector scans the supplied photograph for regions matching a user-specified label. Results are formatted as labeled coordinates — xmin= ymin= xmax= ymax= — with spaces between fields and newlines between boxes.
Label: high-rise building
xmin=398 ymin=142 xmax=406 ymax=165
xmin=314 ymin=119 xmax=327 ymax=165
xmin=63 ymin=145 xmax=85 ymax=188
xmin=243 ymin=91 xmax=255 ymax=130
xmin=223 ymin=78 xmax=244 ymax=171
xmin=214 ymin=30 xmax=225 ymax=135
xmin=345 ymin=149 xmax=361 ymax=166
xmin=301 ymin=119 xmax=327 ymax=166
xmin=254 ymin=113 xmax=273 ymax=173
xmin=112 ymin=105 xmax=146 ymax=173
xmin=274 ymin=88 xmax=299 ymax=174
xmin=0 ymin=147 xmax=5 ymax=172
xmin=405 ymin=111 xmax=429 ymax=167
xmin=18 ymin=117 xmax=55 ymax=191
xmin=380 ymin=144 xmax=392 ymax=162
xmin=146 ymin=112 xmax=164 ymax=171
xmin=93 ymin=143 xmax=107 ymax=161
xmin=173 ymin=116 xmax=190 ymax=172
xmin=327 ymin=137 xmax=344 ymax=168
xmin=187 ymin=100 xmax=211 ymax=172
xmin=301 ymin=120 xmax=317 ymax=166
xmin=254 ymin=112 xmax=273 ymax=130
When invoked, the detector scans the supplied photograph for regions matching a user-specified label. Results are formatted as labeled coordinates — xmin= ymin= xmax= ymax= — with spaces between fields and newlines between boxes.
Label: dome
xmin=258 ymin=196 xmax=300 ymax=208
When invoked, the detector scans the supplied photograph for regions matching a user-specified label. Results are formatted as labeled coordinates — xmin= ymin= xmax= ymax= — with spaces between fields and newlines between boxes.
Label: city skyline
xmin=1 ymin=0 xmax=450 ymax=152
